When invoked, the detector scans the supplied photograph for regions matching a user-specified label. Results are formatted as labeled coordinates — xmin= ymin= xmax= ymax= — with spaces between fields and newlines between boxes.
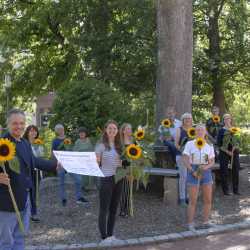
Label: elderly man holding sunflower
xmin=158 ymin=106 xmax=181 ymax=162
xmin=0 ymin=109 xmax=58 ymax=250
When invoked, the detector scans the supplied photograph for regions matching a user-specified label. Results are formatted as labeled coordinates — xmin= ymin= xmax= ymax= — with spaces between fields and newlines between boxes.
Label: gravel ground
xmin=26 ymin=166 xmax=250 ymax=246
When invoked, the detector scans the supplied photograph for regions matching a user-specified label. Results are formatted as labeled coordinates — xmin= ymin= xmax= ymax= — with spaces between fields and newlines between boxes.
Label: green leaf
xmin=115 ymin=168 xmax=129 ymax=183
xmin=8 ymin=157 xmax=20 ymax=174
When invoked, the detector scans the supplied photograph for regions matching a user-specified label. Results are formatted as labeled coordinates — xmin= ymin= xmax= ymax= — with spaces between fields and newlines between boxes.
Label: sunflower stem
xmin=129 ymin=165 xmax=134 ymax=217
xmin=3 ymin=165 xmax=25 ymax=234
xmin=36 ymin=169 xmax=39 ymax=209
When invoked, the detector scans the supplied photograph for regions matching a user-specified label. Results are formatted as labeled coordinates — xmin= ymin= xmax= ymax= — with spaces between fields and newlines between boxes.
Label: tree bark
xmin=156 ymin=0 xmax=193 ymax=123
xmin=207 ymin=0 xmax=226 ymax=113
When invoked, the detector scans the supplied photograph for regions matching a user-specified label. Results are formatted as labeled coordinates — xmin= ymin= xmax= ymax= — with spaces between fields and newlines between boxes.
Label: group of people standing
xmin=0 ymin=105 xmax=242 ymax=249
xmin=158 ymin=106 xmax=241 ymax=231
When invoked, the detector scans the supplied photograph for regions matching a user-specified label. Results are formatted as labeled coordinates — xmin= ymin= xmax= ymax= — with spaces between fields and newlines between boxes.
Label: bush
xmin=49 ymin=78 xmax=154 ymax=138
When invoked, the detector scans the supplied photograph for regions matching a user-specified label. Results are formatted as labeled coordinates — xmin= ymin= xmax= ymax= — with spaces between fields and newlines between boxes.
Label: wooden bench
xmin=144 ymin=167 xmax=179 ymax=204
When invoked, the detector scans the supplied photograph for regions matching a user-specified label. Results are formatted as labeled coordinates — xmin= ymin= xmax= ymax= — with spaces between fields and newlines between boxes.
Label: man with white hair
xmin=158 ymin=106 xmax=181 ymax=162
xmin=0 ymin=109 xmax=57 ymax=250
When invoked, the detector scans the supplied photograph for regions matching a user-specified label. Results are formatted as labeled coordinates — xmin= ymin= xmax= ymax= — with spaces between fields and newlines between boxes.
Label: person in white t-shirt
xmin=158 ymin=106 xmax=181 ymax=162
xmin=182 ymin=124 xmax=215 ymax=231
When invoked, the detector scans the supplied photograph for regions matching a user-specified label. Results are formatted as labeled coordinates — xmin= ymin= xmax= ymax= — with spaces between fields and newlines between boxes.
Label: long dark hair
xmin=23 ymin=125 xmax=39 ymax=142
xmin=101 ymin=120 xmax=121 ymax=155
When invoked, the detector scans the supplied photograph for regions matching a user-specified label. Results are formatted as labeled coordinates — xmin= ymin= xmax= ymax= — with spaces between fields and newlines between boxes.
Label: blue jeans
xmin=57 ymin=168 xmax=82 ymax=201
xmin=176 ymin=155 xmax=188 ymax=201
xmin=187 ymin=165 xmax=213 ymax=186
xmin=163 ymin=140 xmax=178 ymax=162
xmin=0 ymin=197 xmax=30 ymax=250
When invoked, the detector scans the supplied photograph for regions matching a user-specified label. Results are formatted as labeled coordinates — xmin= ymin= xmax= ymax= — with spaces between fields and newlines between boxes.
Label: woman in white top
xmin=182 ymin=124 xmax=215 ymax=231
xmin=95 ymin=120 xmax=122 ymax=242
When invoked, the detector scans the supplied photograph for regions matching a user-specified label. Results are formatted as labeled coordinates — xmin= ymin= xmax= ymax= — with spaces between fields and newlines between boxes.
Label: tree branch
xmin=217 ymin=0 xmax=226 ymax=16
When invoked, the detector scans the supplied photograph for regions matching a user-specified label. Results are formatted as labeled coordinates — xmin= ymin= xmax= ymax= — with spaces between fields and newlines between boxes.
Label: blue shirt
xmin=52 ymin=138 xmax=64 ymax=151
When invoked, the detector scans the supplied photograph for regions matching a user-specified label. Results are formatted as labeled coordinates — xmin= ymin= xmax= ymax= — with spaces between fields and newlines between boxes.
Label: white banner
xmin=53 ymin=151 xmax=104 ymax=177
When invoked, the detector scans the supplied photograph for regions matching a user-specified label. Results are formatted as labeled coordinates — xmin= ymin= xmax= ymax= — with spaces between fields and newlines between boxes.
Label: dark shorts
xmin=187 ymin=165 xmax=213 ymax=186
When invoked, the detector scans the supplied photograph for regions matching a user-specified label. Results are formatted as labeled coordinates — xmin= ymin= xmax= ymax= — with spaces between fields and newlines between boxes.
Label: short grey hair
xmin=54 ymin=123 xmax=64 ymax=132
xmin=7 ymin=108 xmax=25 ymax=124
xmin=180 ymin=112 xmax=192 ymax=121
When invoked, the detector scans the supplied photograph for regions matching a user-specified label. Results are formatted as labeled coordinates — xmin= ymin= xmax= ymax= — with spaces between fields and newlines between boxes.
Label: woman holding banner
xmin=95 ymin=120 xmax=123 ymax=243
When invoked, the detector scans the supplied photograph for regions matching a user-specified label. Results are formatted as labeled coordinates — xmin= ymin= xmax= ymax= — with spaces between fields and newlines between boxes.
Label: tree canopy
xmin=0 ymin=0 xmax=249 ymax=126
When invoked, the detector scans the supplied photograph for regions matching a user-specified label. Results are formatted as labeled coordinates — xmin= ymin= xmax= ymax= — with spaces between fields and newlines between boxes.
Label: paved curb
xmin=26 ymin=220 xmax=250 ymax=250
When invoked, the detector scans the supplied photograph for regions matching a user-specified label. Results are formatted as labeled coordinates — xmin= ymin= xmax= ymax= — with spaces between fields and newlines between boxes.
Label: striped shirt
xmin=95 ymin=143 xmax=121 ymax=177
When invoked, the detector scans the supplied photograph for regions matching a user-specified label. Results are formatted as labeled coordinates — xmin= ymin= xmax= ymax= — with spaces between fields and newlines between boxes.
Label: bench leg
xmin=163 ymin=177 xmax=178 ymax=206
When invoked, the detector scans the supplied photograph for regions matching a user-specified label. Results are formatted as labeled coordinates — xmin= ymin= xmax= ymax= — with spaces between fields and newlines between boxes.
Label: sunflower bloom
xmin=64 ymin=138 xmax=72 ymax=145
xmin=195 ymin=137 xmax=205 ymax=150
xmin=134 ymin=129 xmax=145 ymax=140
xmin=34 ymin=138 xmax=44 ymax=145
xmin=212 ymin=115 xmax=220 ymax=123
xmin=126 ymin=144 xmax=142 ymax=160
xmin=161 ymin=118 xmax=172 ymax=128
xmin=0 ymin=138 xmax=16 ymax=162
xmin=187 ymin=127 xmax=196 ymax=139
xmin=229 ymin=127 xmax=241 ymax=134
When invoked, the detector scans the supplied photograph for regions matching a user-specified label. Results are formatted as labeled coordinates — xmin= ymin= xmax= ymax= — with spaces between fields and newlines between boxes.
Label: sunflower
xmin=229 ymin=127 xmax=241 ymax=134
xmin=126 ymin=144 xmax=142 ymax=160
xmin=0 ymin=138 xmax=16 ymax=162
xmin=64 ymin=138 xmax=72 ymax=145
xmin=195 ymin=137 xmax=206 ymax=150
xmin=212 ymin=115 xmax=220 ymax=123
xmin=161 ymin=118 xmax=172 ymax=128
xmin=134 ymin=129 xmax=145 ymax=140
xmin=97 ymin=126 xmax=103 ymax=134
xmin=187 ymin=127 xmax=196 ymax=139
xmin=34 ymin=138 xmax=44 ymax=145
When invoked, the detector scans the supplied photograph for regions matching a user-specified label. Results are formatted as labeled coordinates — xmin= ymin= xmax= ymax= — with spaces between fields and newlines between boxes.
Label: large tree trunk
xmin=156 ymin=0 xmax=193 ymax=123
xmin=207 ymin=0 xmax=226 ymax=114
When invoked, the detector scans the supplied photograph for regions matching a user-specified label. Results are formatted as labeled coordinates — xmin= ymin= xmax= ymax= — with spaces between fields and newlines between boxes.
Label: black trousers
xmin=98 ymin=176 xmax=123 ymax=239
xmin=219 ymin=150 xmax=240 ymax=194
xmin=29 ymin=169 xmax=42 ymax=216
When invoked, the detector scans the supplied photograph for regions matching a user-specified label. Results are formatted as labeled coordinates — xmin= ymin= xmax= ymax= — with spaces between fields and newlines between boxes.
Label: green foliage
xmin=193 ymin=0 xmax=250 ymax=111
xmin=0 ymin=0 xmax=249 ymax=131
xmin=0 ymin=0 xmax=155 ymax=101
xmin=39 ymin=127 xmax=55 ymax=159
xmin=239 ymin=131 xmax=250 ymax=155
xmin=49 ymin=78 xmax=153 ymax=138
xmin=8 ymin=157 xmax=20 ymax=174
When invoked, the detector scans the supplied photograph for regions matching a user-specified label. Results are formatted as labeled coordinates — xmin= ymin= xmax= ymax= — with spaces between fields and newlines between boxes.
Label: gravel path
xmin=26 ymin=166 xmax=250 ymax=246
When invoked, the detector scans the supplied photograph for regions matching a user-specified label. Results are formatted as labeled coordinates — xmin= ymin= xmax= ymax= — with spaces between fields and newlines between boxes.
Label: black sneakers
xmin=31 ymin=216 xmax=40 ymax=223
xmin=62 ymin=199 xmax=67 ymax=207
xmin=76 ymin=197 xmax=89 ymax=204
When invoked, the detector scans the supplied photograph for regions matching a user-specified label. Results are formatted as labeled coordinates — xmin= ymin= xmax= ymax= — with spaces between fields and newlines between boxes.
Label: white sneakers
xmin=100 ymin=236 xmax=122 ymax=246
xmin=187 ymin=223 xmax=196 ymax=232
xmin=188 ymin=221 xmax=216 ymax=232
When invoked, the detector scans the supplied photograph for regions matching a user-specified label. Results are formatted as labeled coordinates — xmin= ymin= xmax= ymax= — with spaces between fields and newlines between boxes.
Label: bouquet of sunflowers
xmin=0 ymin=138 xmax=24 ymax=233
xmin=116 ymin=127 xmax=154 ymax=188
xmin=221 ymin=127 xmax=241 ymax=152
xmin=206 ymin=115 xmax=222 ymax=138
xmin=116 ymin=127 xmax=154 ymax=216
xmin=159 ymin=118 xmax=174 ymax=141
